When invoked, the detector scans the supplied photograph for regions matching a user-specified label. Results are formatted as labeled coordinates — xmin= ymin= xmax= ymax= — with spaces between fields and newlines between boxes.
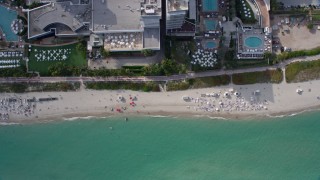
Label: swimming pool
xmin=245 ymin=37 xmax=262 ymax=48
xmin=202 ymin=0 xmax=218 ymax=11
xmin=204 ymin=19 xmax=217 ymax=31
xmin=205 ymin=41 xmax=217 ymax=49
xmin=0 ymin=5 xmax=18 ymax=41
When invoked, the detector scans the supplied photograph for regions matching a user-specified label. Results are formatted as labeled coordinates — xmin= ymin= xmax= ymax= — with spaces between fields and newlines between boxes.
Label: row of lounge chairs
xmin=0 ymin=64 xmax=20 ymax=69
xmin=0 ymin=59 xmax=20 ymax=64
xmin=0 ymin=51 xmax=23 ymax=57
xmin=238 ymin=54 xmax=264 ymax=58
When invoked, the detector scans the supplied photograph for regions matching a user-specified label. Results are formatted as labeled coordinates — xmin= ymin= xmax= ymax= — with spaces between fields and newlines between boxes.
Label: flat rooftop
xmin=143 ymin=28 xmax=160 ymax=48
xmin=167 ymin=0 xmax=189 ymax=12
xmin=27 ymin=0 xmax=162 ymax=51
xmin=92 ymin=0 xmax=142 ymax=32
xmin=28 ymin=0 xmax=91 ymax=38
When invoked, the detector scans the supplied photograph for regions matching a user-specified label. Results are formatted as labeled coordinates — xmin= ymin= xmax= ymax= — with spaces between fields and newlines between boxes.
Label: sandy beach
xmin=1 ymin=79 xmax=320 ymax=123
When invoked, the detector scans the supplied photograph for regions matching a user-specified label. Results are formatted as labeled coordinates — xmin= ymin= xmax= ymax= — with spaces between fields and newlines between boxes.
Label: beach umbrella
xmin=62 ymin=55 xmax=67 ymax=60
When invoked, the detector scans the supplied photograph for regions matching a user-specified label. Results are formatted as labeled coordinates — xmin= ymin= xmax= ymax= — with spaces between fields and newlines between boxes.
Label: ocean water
xmin=1 ymin=112 xmax=320 ymax=179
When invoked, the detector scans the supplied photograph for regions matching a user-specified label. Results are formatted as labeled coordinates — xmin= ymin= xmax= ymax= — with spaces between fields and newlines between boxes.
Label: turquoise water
xmin=245 ymin=36 xmax=263 ymax=48
xmin=0 ymin=5 xmax=18 ymax=41
xmin=202 ymin=0 xmax=218 ymax=11
xmin=206 ymin=41 xmax=217 ymax=48
xmin=204 ymin=19 xmax=217 ymax=31
xmin=1 ymin=112 xmax=320 ymax=179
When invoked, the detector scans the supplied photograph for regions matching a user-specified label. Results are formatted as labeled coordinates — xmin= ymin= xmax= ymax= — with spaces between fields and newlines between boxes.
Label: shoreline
xmin=1 ymin=105 xmax=320 ymax=125
xmin=1 ymin=79 xmax=320 ymax=124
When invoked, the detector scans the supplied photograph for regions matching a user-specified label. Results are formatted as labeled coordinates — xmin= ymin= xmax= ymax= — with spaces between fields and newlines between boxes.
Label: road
xmin=1 ymin=54 xmax=320 ymax=83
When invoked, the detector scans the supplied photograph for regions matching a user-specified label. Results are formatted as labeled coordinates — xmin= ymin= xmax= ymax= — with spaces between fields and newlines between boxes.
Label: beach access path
xmin=1 ymin=54 xmax=320 ymax=83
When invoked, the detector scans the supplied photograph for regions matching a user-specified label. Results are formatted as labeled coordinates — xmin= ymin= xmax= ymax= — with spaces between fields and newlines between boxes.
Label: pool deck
xmin=236 ymin=28 xmax=267 ymax=59
xmin=196 ymin=0 xmax=224 ymax=54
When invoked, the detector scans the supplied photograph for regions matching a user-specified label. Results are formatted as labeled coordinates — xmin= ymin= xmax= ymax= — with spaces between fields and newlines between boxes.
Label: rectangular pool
xmin=202 ymin=0 xmax=218 ymax=12
xmin=0 ymin=5 xmax=18 ymax=41
xmin=205 ymin=41 xmax=217 ymax=49
xmin=204 ymin=19 xmax=217 ymax=31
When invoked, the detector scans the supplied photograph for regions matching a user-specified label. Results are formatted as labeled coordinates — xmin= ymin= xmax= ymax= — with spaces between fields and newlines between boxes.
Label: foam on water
xmin=0 ymin=122 xmax=20 ymax=126
xmin=266 ymin=107 xmax=320 ymax=118
xmin=63 ymin=116 xmax=98 ymax=121
xmin=63 ymin=115 xmax=112 ymax=121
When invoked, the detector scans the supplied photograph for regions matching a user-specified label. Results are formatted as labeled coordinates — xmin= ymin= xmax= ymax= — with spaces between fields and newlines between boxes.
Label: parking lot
xmin=277 ymin=0 xmax=320 ymax=7
xmin=271 ymin=15 xmax=320 ymax=52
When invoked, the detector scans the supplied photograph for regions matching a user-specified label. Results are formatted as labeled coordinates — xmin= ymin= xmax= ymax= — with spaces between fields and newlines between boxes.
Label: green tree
xmin=48 ymin=62 xmax=72 ymax=76
xmin=307 ymin=23 xmax=314 ymax=30
xmin=76 ymin=42 xmax=87 ymax=57
xmin=0 ymin=41 xmax=7 ymax=48
xmin=270 ymin=0 xmax=279 ymax=11
xmin=177 ymin=64 xmax=187 ymax=74
xmin=161 ymin=59 xmax=177 ymax=76
xmin=11 ymin=83 xmax=27 ymax=93
xmin=28 ymin=2 xmax=42 ymax=9
xmin=100 ymin=47 xmax=110 ymax=58
xmin=143 ymin=64 xmax=163 ymax=76
xmin=141 ymin=49 xmax=155 ymax=56
xmin=264 ymin=52 xmax=277 ymax=64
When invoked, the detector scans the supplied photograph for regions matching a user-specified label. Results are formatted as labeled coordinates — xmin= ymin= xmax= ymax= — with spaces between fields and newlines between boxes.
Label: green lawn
xmin=285 ymin=60 xmax=320 ymax=83
xmin=0 ymin=52 xmax=24 ymax=68
xmin=167 ymin=75 xmax=231 ymax=91
xmin=276 ymin=46 xmax=320 ymax=62
xmin=0 ymin=82 xmax=80 ymax=93
xmin=236 ymin=0 xmax=257 ymax=24
xmin=0 ymin=52 xmax=27 ymax=77
xmin=85 ymin=82 xmax=160 ymax=92
xmin=171 ymin=40 xmax=196 ymax=64
xmin=189 ymin=75 xmax=231 ymax=88
xmin=28 ymin=42 xmax=87 ymax=75
xmin=225 ymin=58 xmax=270 ymax=69
xmin=312 ymin=11 xmax=320 ymax=21
xmin=232 ymin=69 xmax=283 ymax=85
xmin=312 ymin=14 xmax=320 ymax=21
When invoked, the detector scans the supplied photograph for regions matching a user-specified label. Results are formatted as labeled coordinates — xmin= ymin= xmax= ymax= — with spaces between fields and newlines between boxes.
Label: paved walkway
xmin=1 ymin=54 xmax=320 ymax=83
xmin=221 ymin=18 xmax=239 ymax=47
xmin=255 ymin=0 xmax=270 ymax=27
